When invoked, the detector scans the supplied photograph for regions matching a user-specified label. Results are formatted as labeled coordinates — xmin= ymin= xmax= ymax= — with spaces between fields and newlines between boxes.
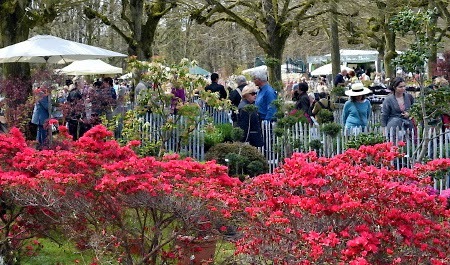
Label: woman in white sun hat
xmin=342 ymin=82 xmax=372 ymax=135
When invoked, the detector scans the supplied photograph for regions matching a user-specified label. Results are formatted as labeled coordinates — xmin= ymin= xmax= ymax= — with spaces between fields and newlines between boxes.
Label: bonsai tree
xmin=117 ymin=57 xmax=233 ymax=158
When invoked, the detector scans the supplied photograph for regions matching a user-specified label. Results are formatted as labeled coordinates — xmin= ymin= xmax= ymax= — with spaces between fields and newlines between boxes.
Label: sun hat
xmin=345 ymin=83 xmax=372 ymax=96
xmin=241 ymin=84 xmax=258 ymax=97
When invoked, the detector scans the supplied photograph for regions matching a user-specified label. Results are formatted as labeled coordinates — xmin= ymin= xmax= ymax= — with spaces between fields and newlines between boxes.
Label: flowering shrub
xmin=0 ymin=125 xmax=239 ymax=264
xmin=234 ymin=142 xmax=450 ymax=264
xmin=123 ymin=57 xmax=233 ymax=157
xmin=3 ymin=126 xmax=450 ymax=264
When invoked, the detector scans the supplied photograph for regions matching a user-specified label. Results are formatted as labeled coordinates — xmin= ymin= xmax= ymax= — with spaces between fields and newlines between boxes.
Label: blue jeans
xmin=36 ymin=124 xmax=48 ymax=146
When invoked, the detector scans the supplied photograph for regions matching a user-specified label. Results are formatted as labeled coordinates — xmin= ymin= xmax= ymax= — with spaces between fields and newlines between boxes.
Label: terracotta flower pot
xmin=176 ymin=235 xmax=217 ymax=265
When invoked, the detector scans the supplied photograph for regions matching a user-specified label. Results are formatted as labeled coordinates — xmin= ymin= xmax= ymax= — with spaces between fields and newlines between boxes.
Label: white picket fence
xmin=134 ymin=106 xmax=450 ymax=192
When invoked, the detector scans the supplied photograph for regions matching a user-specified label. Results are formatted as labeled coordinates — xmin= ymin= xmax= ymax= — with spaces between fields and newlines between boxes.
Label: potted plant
xmin=330 ymin=85 xmax=347 ymax=104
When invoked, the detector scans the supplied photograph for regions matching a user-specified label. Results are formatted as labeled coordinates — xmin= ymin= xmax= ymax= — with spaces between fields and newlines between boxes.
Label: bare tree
xmin=189 ymin=0 xmax=328 ymax=89
xmin=84 ymin=0 xmax=178 ymax=60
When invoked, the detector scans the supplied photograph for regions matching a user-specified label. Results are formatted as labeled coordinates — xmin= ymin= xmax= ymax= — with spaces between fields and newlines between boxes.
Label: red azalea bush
xmin=234 ymin=143 xmax=450 ymax=264
xmin=0 ymin=125 xmax=239 ymax=264
xmin=3 ymin=125 xmax=450 ymax=265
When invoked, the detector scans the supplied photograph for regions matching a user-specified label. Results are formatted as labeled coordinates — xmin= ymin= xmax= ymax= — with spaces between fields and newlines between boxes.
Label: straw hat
xmin=241 ymin=84 xmax=258 ymax=97
xmin=345 ymin=83 xmax=372 ymax=96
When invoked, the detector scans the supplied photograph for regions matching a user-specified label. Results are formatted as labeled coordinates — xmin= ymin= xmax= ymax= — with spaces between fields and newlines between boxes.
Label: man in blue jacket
xmin=252 ymin=70 xmax=277 ymax=121
xmin=31 ymin=87 xmax=50 ymax=147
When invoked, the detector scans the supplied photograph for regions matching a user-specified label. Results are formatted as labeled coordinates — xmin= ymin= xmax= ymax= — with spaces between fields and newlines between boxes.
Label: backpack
xmin=317 ymin=98 xmax=332 ymax=111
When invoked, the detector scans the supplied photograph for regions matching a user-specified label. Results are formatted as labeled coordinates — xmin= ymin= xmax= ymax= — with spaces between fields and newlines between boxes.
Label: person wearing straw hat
xmin=237 ymin=84 xmax=264 ymax=147
xmin=342 ymin=82 xmax=372 ymax=135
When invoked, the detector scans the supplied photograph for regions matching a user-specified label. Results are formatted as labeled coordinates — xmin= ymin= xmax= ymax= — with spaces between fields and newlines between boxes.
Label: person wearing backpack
xmin=312 ymin=92 xmax=334 ymax=117
xmin=229 ymin=75 xmax=247 ymax=124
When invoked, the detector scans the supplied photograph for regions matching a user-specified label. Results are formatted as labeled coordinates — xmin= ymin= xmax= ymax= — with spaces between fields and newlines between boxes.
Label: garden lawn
xmin=22 ymin=238 xmax=94 ymax=265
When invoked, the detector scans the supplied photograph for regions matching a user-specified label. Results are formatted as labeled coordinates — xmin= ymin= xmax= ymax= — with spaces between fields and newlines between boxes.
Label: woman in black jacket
xmin=238 ymin=84 xmax=264 ymax=147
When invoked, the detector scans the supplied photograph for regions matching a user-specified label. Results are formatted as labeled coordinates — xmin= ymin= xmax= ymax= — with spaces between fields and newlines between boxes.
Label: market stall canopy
xmin=310 ymin=63 xmax=353 ymax=76
xmin=0 ymin=35 xmax=126 ymax=64
xmin=59 ymin=59 xmax=123 ymax=75
xmin=307 ymin=50 xmax=379 ymax=64
xmin=189 ymin=65 xmax=210 ymax=76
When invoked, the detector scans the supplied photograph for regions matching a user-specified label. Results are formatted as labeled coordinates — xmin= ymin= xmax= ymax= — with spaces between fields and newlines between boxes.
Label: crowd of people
xmin=29 ymin=76 xmax=128 ymax=147
xmin=2 ymin=64 xmax=450 ymax=150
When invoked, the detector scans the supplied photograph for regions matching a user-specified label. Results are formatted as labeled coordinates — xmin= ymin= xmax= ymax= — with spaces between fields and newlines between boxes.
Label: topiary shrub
xmin=316 ymin=109 xmax=334 ymax=124
xmin=321 ymin=122 xmax=342 ymax=137
xmin=205 ymin=142 xmax=269 ymax=179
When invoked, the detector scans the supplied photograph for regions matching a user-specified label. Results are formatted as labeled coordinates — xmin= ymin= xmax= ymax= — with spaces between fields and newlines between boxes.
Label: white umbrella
xmin=119 ymin=72 xmax=133 ymax=79
xmin=0 ymin=35 xmax=126 ymax=64
xmin=59 ymin=59 xmax=123 ymax=75
xmin=310 ymin=63 xmax=353 ymax=76
xmin=242 ymin=65 xmax=267 ymax=74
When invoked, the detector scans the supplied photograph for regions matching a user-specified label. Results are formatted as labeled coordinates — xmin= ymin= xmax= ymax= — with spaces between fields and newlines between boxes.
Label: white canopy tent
xmin=310 ymin=63 xmax=353 ymax=76
xmin=59 ymin=59 xmax=123 ymax=75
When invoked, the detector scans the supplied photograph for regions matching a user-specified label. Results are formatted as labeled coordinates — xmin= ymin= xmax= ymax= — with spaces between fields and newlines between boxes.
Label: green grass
xmin=21 ymin=237 xmax=237 ymax=265
xmin=22 ymin=238 xmax=94 ymax=265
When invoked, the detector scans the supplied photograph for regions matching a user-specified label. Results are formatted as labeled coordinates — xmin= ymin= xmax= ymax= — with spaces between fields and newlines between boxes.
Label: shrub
xmin=321 ymin=122 xmax=342 ymax=137
xmin=316 ymin=108 xmax=334 ymax=124
xmin=346 ymin=132 xmax=386 ymax=149
xmin=205 ymin=142 xmax=268 ymax=179
xmin=309 ymin=139 xmax=323 ymax=152
xmin=234 ymin=143 xmax=450 ymax=264
xmin=215 ymin=123 xmax=234 ymax=142
xmin=204 ymin=124 xmax=225 ymax=151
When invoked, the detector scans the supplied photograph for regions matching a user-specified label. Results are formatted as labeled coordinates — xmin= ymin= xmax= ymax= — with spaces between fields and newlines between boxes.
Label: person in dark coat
xmin=66 ymin=83 xmax=86 ymax=140
xmin=229 ymin=75 xmax=247 ymax=123
xmin=237 ymin=84 xmax=264 ymax=147
xmin=295 ymin=82 xmax=313 ymax=124
xmin=205 ymin=73 xmax=227 ymax=99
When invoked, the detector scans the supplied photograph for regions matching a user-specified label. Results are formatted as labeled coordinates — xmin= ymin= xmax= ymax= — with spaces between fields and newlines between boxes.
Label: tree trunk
xmin=384 ymin=15 xmax=396 ymax=79
xmin=330 ymin=0 xmax=340 ymax=84
xmin=427 ymin=3 xmax=438 ymax=78
xmin=0 ymin=3 xmax=31 ymax=79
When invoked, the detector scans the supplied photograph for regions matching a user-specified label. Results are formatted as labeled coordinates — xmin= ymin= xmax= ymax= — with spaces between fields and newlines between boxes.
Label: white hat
xmin=345 ymin=83 xmax=372 ymax=96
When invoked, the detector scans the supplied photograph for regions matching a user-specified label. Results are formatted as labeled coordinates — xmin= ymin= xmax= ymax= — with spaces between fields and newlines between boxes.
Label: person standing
xmin=205 ymin=73 xmax=227 ymax=99
xmin=342 ymin=83 xmax=372 ymax=135
xmin=381 ymin=77 xmax=415 ymax=134
xmin=295 ymin=82 xmax=313 ymax=124
xmin=312 ymin=92 xmax=334 ymax=117
xmin=66 ymin=83 xmax=86 ymax=140
xmin=31 ymin=87 xmax=50 ymax=148
xmin=334 ymin=69 xmax=348 ymax=87
xmin=238 ymin=84 xmax=264 ymax=147
xmin=252 ymin=70 xmax=277 ymax=122
xmin=229 ymin=75 xmax=247 ymax=123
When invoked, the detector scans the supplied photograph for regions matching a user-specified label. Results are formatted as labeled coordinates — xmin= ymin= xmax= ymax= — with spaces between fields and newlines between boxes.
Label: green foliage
xmin=230 ymin=126 xmax=244 ymax=142
xmin=120 ymin=57 xmax=234 ymax=157
xmin=204 ymin=124 xmax=225 ymax=151
xmin=205 ymin=142 xmax=269 ymax=179
xmin=410 ymin=85 xmax=450 ymax=125
xmin=346 ymin=132 xmax=386 ymax=149
xmin=309 ymin=139 xmax=323 ymax=152
xmin=215 ymin=123 xmax=234 ymax=142
xmin=321 ymin=122 xmax=342 ymax=138
xmin=316 ymin=109 xmax=334 ymax=124
xmin=331 ymin=86 xmax=346 ymax=97
xmin=390 ymin=9 xmax=436 ymax=74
